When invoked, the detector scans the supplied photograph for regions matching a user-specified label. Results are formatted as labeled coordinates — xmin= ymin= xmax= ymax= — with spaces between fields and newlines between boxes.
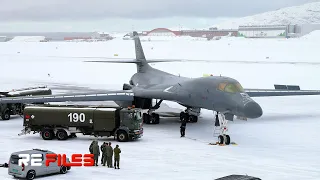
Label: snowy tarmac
xmin=0 ymin=36 xmax=319 ymax=179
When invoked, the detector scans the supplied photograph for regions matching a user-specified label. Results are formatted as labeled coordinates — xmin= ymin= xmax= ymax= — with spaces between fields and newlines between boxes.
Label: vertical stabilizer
xmin=132 ymin=31 xmax=151 ymax=73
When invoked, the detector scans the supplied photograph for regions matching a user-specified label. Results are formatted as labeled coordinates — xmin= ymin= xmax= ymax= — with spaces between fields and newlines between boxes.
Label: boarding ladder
xmin=213 ymin=112 xmax=228 ymax=138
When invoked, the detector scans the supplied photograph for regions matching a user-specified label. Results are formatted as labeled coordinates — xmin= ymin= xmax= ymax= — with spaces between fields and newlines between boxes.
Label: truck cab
xmin=117 ymin=107 xmax=143 ymax=141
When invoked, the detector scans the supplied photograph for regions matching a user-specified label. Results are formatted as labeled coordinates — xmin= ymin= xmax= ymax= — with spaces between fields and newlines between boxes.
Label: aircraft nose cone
xmin=243 ymin=101 xmax=263 ymax=118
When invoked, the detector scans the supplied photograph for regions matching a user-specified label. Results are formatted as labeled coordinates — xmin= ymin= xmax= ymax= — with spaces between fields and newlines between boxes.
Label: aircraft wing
xmin=245 ymin=84 xmax=320 ymax=97
xmin=0 ymin=90 xmax=134 ymax=104
xmin=18 ymin=55 xmax=320 ymax=66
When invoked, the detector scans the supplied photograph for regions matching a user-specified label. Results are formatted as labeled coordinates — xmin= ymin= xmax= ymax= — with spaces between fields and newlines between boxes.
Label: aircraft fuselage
xmin=129 ymin=66 xmax=263 ymax=119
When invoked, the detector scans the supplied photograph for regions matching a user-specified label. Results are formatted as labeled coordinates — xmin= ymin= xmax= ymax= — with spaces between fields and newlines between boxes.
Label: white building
xmin=238 ymin=25 xmax=288 ymax=38
xmin=91 ymin=32 xmax=113 ymax=41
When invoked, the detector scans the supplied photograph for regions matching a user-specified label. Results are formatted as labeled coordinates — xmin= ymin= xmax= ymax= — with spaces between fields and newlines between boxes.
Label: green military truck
xmin=0 ymin=86 xmax=52 ymax=120
xmin=19 ymin=105 xmax=143 ymax=142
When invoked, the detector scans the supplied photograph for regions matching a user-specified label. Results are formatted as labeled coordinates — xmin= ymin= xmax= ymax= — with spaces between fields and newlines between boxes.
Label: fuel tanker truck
xmin=0 ymin=86 xmax=52 ymax=120
xmin=19 ymin=104 xmax=143 ymax=142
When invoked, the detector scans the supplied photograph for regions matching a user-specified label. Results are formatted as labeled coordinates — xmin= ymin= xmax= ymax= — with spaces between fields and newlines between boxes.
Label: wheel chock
xmin=208 ymin=142 xmax=218 ymax=145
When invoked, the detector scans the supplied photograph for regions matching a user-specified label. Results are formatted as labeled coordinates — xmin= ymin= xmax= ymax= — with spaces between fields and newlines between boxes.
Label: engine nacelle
xmin=132 ymin=97 xmax=152 ymax=109
xmin=115 ymin=97 xmax=152 ymax=109
xmin=123 ymin=83 xmax=133 ymax=90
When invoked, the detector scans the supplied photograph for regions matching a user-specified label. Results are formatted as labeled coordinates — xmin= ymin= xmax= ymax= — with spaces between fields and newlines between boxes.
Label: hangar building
xmin=142 ymin=28 xmax=237 ymax=38
xmin=238 ymin=25 xmax=288 ymax=38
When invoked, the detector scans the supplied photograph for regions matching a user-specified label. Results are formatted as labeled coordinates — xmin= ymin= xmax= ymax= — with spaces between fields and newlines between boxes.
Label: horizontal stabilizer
xmin=83 ymin=58 xmax=320 ymax=65
xmin=274 ymin=84 xmax=300 ymax=90
xmin=18 ymin=55 xmax=320 ymax=65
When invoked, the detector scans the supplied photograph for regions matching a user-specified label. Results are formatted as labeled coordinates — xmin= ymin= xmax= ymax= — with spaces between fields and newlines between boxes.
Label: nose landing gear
xmin=213 ymin=112 xmax=231 ymax=145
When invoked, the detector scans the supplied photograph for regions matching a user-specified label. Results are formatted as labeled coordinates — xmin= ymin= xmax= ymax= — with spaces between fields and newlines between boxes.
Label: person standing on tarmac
xmin=180 ymin=119 xmax=187 ymax=137
xmin=106 ymin=142 xmax=114 ymax=168
xmin=92 ymin=141 xmax=100 ymax=166
xmin=113 ymin=145 xmax=121 ymax=169
xmin=100 ymin=142 xmax=107 ymax=164
xmin=102 ymin=143 xmax=109 ymax=166
xmin=89 ymin=140 xmax=95 ymax=154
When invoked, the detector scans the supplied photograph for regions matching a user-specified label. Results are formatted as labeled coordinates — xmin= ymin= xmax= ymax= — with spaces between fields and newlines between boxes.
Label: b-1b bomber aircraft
xmin=1 ymin=31 xmax=320 ymax=144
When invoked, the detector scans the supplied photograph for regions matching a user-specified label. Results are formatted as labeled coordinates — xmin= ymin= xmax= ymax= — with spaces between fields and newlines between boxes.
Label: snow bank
xmin=300 ymin=30 xmax=320 ymax=40
xmin=9 ymin=36 xmax=46 ymax=42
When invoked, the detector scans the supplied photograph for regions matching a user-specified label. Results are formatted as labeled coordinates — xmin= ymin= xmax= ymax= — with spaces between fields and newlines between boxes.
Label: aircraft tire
xmin=152 ymin=113 xmax=160 ymax=124
xmin=225 ymin=135 xmax=230 ymax=145
xmin=218 ymin=135 xmax=224 ymax=145
xmin=143 ymin=113 xmax=149 ymax=124
xmin=189 ymin=115 xmax=198 ymax=123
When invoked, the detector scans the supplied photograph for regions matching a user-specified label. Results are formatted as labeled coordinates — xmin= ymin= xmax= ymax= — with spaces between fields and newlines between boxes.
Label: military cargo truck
xmin=0 ymin=86 xmax=52 ymax=120
xmin=19 ymin=105 xmax=143 ymax=142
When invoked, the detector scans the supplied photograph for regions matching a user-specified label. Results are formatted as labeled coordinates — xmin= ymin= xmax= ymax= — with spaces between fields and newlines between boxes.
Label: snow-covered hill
xmin=215 ymin=1 xmax=320 ymax=29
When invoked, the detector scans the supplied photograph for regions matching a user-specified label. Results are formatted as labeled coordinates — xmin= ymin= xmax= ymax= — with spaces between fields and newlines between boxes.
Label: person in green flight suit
xmin=113 ymin=144 xmax=121 ymax=169
xmin=92 ymin=140 xmax=100 ymax=166
xmin=106 ymin=142 xmax=113 ymax=168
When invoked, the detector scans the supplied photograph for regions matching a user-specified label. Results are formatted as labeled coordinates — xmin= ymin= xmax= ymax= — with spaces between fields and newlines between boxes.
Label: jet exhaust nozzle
xmin=123 ymin=83 xmax=133 ymax=90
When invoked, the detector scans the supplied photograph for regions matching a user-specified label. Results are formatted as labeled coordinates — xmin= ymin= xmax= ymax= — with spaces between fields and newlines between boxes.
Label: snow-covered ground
xmin=0 ymin=33 xmax=320 ymax=179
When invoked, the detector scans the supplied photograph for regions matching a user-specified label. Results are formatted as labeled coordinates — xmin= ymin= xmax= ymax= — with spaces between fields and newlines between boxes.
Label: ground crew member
xmin=100 ymin=142 xmax=107 ymax=164
xmin=180 ymin=119 xmax=186 ymax=137
xmin=106 ymin=142 xmax=114 ymax=168
xmin=102 ymin=143 xmax=109 ymax=166
xmin=113 ymin=145 xmax=121 ymax=169
xmin=92 ymin=141 xmax=100 ymax=166
xmin=89 ymin=140 xmax=94 ymax=154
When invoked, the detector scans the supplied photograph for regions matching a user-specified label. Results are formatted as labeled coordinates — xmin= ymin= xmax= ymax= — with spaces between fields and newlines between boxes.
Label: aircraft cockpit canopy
xmin=218 ymin=82 xmax=244 ymax=93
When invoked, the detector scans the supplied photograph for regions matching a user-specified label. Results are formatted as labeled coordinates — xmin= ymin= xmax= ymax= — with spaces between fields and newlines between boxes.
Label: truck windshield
xmin=134 ymin=111 xmax=142 ymax=121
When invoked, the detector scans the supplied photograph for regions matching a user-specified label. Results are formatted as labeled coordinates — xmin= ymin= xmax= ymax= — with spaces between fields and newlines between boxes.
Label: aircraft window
xmin=235 ymin=83 xmax=244 ymax=92
xmin=224 ymin=84 xmax=238 ymax=93
xmin=218 ymin=83 xmax=227 ymax=91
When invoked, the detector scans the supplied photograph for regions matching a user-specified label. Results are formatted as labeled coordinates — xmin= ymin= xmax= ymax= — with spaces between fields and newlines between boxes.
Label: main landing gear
xmin=143 ymin=100 xmax=162 ymax=124
xmin=179 ymin=108 xmax=200 ymax=123
xmin=213 ymin=112 xmax=231 ymax=145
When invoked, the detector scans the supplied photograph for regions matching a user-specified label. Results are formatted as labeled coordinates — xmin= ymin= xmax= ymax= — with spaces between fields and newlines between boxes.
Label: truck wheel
xmin=41 ymin=129 xmax=54 ymax=140
xmin=60 ymin=166 xmax=68 ymax=174
xmin=1 ymin=111 xmax=10 ymax=120
xmin=56 ymin=129 xmax=68 ymax=140
xmin=117 ymin=130 xmax=129 ymax=142
xmin=26 ymin=170 xmax=36 ymax=180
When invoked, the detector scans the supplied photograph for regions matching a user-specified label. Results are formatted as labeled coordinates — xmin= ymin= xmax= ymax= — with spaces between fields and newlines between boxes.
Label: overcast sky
xmin=0 ymin=0 xmax=315 ymax=32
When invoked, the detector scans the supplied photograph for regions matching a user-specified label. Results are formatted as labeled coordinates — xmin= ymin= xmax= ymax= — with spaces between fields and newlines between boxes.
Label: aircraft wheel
xmin=143 ymin=113 xmax=150 ymax=124
xmin=151 ymin=113 xmax=160 ymax=124
xmin=218 ymin=135 xmax=224 ymax=145
xmin=189 ymin=115 xmax=198 ymax=123
xmin=225 ymin=135 xmax=231 ymax=145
